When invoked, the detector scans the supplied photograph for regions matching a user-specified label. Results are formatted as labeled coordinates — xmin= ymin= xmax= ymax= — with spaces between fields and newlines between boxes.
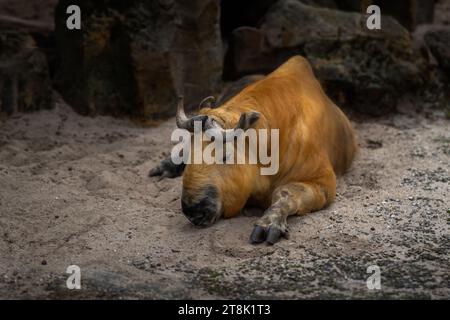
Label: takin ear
xmin=236 ymin=111 xmax=260 ymax=130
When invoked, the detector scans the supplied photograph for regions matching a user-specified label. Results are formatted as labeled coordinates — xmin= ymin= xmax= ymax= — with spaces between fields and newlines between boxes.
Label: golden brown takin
xmin=150 ymin=55 xmax=357 ymax=244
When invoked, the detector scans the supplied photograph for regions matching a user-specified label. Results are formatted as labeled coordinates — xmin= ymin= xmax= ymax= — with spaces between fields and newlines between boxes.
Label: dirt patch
xmin=0 ymin=99 xmax=449 ymax=299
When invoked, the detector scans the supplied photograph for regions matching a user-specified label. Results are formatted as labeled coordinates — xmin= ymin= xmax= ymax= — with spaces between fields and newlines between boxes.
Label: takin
xmin=150 ymin=55 xmax=357 ymax=245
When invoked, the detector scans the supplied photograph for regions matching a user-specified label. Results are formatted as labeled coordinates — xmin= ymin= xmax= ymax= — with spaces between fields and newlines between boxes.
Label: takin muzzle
xmin=181 ymin=185 xmax=222 ymax=226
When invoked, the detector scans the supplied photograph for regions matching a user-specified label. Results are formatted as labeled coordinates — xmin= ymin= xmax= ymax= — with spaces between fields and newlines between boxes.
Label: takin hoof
xmin=250 ymin=225 xmax=288 ymax=245
xmin=148 ymin=159 xmax=185 ymax=180
xmin=148 ymin=167 xmax=173 ymax=180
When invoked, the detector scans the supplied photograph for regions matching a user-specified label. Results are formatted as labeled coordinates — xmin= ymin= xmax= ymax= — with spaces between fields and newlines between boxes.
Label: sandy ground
xmin=0 ymin=97 xmax=448 ymax=299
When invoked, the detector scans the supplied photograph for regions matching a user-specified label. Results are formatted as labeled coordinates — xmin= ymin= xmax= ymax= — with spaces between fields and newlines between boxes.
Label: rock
xmin=0 ymin=1 xmax=57 ymax=27
xmin=334 ymin=1 xmax=435 ymax=30
xmin=220 ymin=0 xmax=279 ymax=39
xmin=223 ymin=27 xmax=290 ymax=80
xmin=415 ymin=0 xmax=435 ymax=25
xmin=374 ymin=0 xmax=417 ymax=31
xmin=299 ymin=0 xmax=337 ymax=9
xmin=424 ymin=29 xmax=450 ymax=77
xmin=335 ymin=0 xmax=371 ymax=12
xmin=0 ymin=32 xmax=53 ymax=115
xmin=225 ymin=0 xmax=427 ymax=115
xmin=54 ymin=0 xmax=222 ymax=119
xmin=373 ymin=1 xmax=435 ymax=30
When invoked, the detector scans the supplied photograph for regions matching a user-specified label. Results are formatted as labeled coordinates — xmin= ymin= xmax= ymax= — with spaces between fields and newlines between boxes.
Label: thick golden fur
xmin=183 ymin=56 xmax=357 ymax=238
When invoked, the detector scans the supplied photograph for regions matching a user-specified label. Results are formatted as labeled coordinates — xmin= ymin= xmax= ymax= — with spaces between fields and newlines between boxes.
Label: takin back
xmin=150 ymin=55 xmax=357 ymax=245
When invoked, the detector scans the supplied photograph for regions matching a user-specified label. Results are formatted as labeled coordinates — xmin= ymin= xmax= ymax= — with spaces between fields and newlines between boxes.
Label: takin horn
xmin=198 ymin=96 xmax=216 ymax=109
xmin=175 ymin=96 xmax=208 ymax=132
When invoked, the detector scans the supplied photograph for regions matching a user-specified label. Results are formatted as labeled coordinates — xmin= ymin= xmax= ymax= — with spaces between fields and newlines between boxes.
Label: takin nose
xmin=181 ymin=187 xmax=219 ymax=226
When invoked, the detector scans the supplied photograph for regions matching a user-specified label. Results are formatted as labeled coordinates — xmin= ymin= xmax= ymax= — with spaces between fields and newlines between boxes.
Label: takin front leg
xmin=149 ymin=157 xmax=185 ymax=180
xmin=250 ymin=181 xmax=334 ymax=245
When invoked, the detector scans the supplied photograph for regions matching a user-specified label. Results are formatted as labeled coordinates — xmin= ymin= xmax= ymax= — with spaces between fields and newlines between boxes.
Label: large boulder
xmin=225 ymin=0 xmax=427 ymax=115
xmin=373 ymin=0 xmax=435 ymax=31
xmin=414 ymin=0 xmax=435 ymax=25
xmin=328 ymin=1 xmax=436 ymax=30
xmin=424 ymin=29 xmax=450 ymax=78
xmin=54 ymin=0 xmax=222 ymax=119
xmin=0 ymin=31 xmax=53 ymax=115
xmin=220 ymin=0 xmax=279 ymax=39
xmin=335 ymin=0 xmax=371 ymax=12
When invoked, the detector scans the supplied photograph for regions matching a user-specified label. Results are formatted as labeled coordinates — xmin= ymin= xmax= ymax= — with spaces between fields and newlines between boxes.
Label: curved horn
xmin=198 ymin=96 xmax=216 ymax=109
xmin=176 ymin=96 xmax=208 ymax=132
xmin=176 ymin=96 xmax=189 ymax=129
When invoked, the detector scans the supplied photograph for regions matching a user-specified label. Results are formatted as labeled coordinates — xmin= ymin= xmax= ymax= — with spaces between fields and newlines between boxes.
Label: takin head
xmin=175 ymin=96 xmax=261 ymax=227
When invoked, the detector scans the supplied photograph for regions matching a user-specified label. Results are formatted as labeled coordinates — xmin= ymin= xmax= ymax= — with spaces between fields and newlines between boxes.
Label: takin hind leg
xmin=250 ymin=181 xmax=334 ymax=245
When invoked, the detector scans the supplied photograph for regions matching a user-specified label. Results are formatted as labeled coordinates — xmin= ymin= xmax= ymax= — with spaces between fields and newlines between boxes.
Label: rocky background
xmin=0 ymin=1 xmax=449 ymax=300
xmin=0 ymin=0 xmax=449 ymax=120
